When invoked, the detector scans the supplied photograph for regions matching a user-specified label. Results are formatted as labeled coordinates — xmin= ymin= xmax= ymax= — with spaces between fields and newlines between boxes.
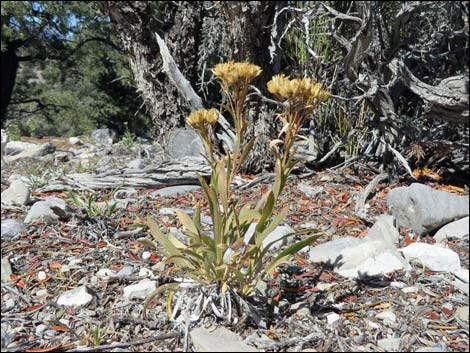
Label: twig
xmin=65 ymin=332 xmax=180 ymax=352
xmin=113 ymin=228 xmax=145 ymax=239
xmin=355 ymin=173 xmax=388 ymax=219
xmin=1 ymin=283 xmax=33 ymax=306
xmin=236 ymin=173 xmax=275 ymax=190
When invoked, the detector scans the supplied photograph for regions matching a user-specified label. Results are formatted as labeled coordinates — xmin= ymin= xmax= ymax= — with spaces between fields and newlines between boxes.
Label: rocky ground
xmin=1 ymin=132 xmax=469 ymax=352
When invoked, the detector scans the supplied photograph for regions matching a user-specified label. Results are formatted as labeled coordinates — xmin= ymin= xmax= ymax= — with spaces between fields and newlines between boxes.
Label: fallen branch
xmin=355 ymin=173 xmax=388 ymax=219
xmin=65 ymin=332 xmax=180 ymax=352
xmin=38 ymin=158 xmax=211 ymax=191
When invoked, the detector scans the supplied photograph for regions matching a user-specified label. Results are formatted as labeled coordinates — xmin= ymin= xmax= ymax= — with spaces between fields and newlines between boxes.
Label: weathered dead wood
xmin=64 ymin=333 xmax=180 ymax=352
xmin=355 ymin=173 xmax=388 ymax=220
xmin=38 ymin=158 xmax=211 ymax=192
xmin=390 ymin=59 xmax=469 ymax=124
xmin=155 ymin=32 xmax=235 ymax=151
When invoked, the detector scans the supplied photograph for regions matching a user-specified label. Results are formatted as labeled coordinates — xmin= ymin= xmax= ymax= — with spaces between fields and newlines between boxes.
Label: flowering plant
xmin=146 ymin=61 xmax=330 ymax=319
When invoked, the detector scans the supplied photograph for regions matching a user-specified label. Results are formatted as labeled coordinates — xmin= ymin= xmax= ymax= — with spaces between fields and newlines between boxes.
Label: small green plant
xmin=144 ymin=61 xmax=330 ymax=322
xmin=330 ymin=100 xmax=369 ymax=157
xmin=121 ymin=122 xmax=136 ymax=148
xmin=90 ymin=323 xmax=106 ymax=346
xmin=69 ymin=189 xmax=120 ymax=218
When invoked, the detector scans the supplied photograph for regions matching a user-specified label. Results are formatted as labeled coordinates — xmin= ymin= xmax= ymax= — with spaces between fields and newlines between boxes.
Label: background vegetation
xmin=1 ymin=1 xmax=468 ymax=179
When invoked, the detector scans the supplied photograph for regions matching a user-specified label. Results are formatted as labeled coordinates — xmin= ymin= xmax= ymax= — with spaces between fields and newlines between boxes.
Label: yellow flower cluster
xmin=212 ymin=61 xmax=262 ymax=86
xmin=187 ymin=108 xmax=219 ymax=128
xmin=267 ymin=75 xmax=330 ymax=102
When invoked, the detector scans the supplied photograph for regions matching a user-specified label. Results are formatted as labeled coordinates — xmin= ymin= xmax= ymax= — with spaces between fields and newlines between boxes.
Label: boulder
xmin=68 ymin=137 xmax=83 ymax=145
xmin=387 ymin=183 xmax=469 ymax=235
xmin=1 ymin=129 xmax=8 ymax=160
xmin=123 ymin=280 xmax=157 ymax=300
xmin=126 ymin=159 xmax=145 ymax=170
xmin=24 ymin=197 xmax=71 ymax=225
xmin=364 ymin=215 xmax=400 ymax=245
xmin=24 ymin=202 xmax=58 ymax=224
xmin=57 ymin=286 xmax=93 ymax=307
xmin=91 ymin=128 xmax=117 ymax=145
xmin=151 ymin=185 xmax=201 ymax=198
xmin=309 ymin=237 xmax=410 ymax=278
xmin=140 ymin=142 xmax=165 ymax=161
xmin=243 ymin=224 xmax=296 ymax=250
xmin=167 ymin=128 xmax=205 ymax=159
xmin=1 ymin=179 xmax=30 ymax=206
xmin=1 ymin=219 xmax=26 ymax=239
xmin=400 ymin=242 xmax=461 ymax=273
xmin=434 ymin=217 xmax=469 ymax=242
xmin=190 ymin=327 xmax=258 ymax=352
xmin=4 ymin=141 xmax=37 ymax=155
xmin=5 ymin=143 xmax=56 ymax=162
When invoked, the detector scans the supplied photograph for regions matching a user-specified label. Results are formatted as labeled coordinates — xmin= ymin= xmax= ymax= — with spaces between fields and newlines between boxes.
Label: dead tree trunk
xmin=102 ymin=1 xmax=204 ymax=142
xmin=102 ymin=1 xmax=286 ymax=173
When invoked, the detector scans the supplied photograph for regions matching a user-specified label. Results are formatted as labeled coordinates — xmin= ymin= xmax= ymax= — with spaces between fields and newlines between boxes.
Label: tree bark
xmin=102 ymin=1 xmax=203 ymax=143
xmin=102 ymin=1 xmax=285 ymax=172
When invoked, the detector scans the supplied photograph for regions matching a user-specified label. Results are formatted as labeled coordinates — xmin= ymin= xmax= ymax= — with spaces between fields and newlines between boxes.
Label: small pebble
xmin=455 ymin=306 xmax=469 ymax=322
xmin=138 ymin=268 xmax=154 ymax=277
xmin=376 ymin=310 xmax=396 ymax=323
xmin=117 ymin=266 xmax=134 ymax=277
xmin=44 ymin=329 xmax=57 ymax=338
xmin=68 ymin=258 xmax=82 ymax=267
xmin=390 ymin=281 xmax=406 ymax=289
xmin=37 ymin=271 xmax=47 ymax=281
xmin=378 ymin=338 xmax=401 ymax=352
xmin=57 ymin=286 xmax=93 ymax=307
xmin=35 ymin=324 xmax=48 ymax=337
xmin=5 ymin=297 xmax=15 ymax=310
xmin=326 ymin=313 xmax=341 ymax=325
xmin=96 ymin=268 xmax=116 ymax=279
xmin=316 ymin=283 xmax=336 ymax=291
xmin=366 ymin=320 xmax=381 ymax=329
xmin=35 ymin=289 xmax=48 ymax=298
xmin=401 ymin=286 xmax=418 ymax=293
xmin=442 ymin=302 xmax=453 ymax=312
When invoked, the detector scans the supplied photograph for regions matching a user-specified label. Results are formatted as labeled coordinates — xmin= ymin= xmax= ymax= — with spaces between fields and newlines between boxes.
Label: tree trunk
xmin=1 ymin=45 xmax=20 ymax=128
xmin=102 ymin=1 xmax=285 ymax=173
xmin=102 ymin=1 xmax=204 ymax=141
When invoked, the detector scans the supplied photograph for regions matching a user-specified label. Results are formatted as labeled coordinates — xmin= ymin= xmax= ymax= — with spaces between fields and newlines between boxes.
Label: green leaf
xmin=137 ymin=238 xmax=157 ymax=250
xmin=239 ymin=204 xmax=261 ymax=224
xmin=255 ymin=191 xmax=275 ymax=234
xmin=147 ymin=217 xmax=190 ymax=268
xmin=256 ymin=206 xmax=289 ymax=247
xmin=262 ymin=234 xmax=321 ymax=278
xmin=143 ymin=282 xmax=181 ymax=319
xmin=216 ymin=159 xmax=229 ymax=210
xmin=168 ymin=233 xmax=187 ymax=249
xmin=176 ymin=210 xmax=199 ymax=235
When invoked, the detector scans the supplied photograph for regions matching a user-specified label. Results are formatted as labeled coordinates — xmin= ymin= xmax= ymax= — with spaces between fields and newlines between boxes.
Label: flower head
xmin=267 ymin=75 xmax=331 ymax=103
xmin=187 ymin=108 xmax=219 ymax=128
xmin=212 ymin=61 xmax=262 ymax=86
